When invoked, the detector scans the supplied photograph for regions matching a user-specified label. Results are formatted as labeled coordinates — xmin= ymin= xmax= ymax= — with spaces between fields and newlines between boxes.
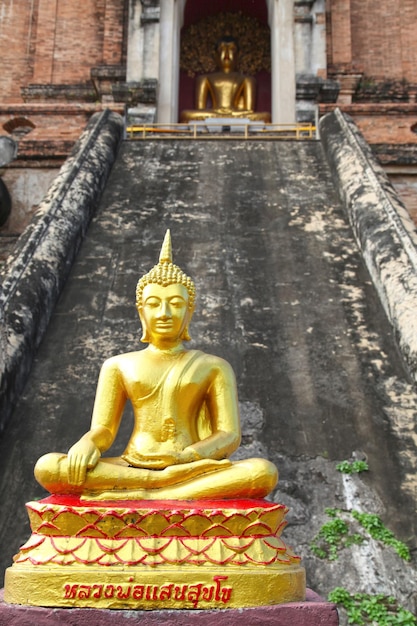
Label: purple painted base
xmin=0 ymin=589 xmax=339 ymax=625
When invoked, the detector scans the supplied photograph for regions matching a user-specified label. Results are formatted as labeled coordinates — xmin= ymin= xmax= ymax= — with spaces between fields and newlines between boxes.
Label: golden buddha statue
xmin=180 ymin=36 xmax=271 ymax=123
xmin=6 ymin=230 xmax=305 ymax=611
xmin=34 ymin=230 xmax=277 ymax=501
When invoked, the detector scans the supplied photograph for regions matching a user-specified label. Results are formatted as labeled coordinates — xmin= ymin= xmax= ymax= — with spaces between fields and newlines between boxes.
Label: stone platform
xmin=0 ymin=588 xmax=339 ymax=625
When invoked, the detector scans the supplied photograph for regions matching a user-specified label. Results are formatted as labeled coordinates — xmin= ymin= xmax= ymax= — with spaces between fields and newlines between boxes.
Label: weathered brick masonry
xmin=327 ymin=0 xmax=417 ymax=81
xmin=350 ymin=0 xmax=417 ymax=80
xmin=325 ymin=0 xmax=417 ymax=147
xmin=1 ymin=0 xmax=126 ymax=100
xmin=0 ymin=0 xmax=126 ymax=152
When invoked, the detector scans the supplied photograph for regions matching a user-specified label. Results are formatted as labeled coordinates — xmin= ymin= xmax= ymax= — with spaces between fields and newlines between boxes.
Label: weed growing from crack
xmin=328 ymin=588 xmax=416 ymax=625
xmin=336 ymin=460 xmax=369 ymax=474
xmin=351 ymin=511 xmax=411 ymax=561
xmin=310 ymin=509 xmax=410 ymax=561
xmin=310 ymin=508 xmax=364 ymax=560
xmin=313 ymin=463 xmax=414 ymax=623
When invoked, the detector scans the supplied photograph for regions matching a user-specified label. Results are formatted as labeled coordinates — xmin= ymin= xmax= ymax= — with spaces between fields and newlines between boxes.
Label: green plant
xmin=315 ymin=462 xmax=414 ymax=624
xmin=336 ymin=460 xmax=369 ymax=474
xmin=310 ymin=509 xmax=364 ymax=560
xmin=351 ymin=511 xmax=411 ymax=561
xmin=310 ymin=509 xmax=410 ymax=562
xmin=328 ymin=587 xmax=416 ymax=625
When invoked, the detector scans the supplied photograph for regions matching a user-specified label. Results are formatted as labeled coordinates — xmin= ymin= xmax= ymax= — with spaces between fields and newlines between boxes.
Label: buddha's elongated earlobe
xmin=180 ymin=326 xmax=192 ymax=342
xmin=138 ymin=308 xmax=151 ymax=343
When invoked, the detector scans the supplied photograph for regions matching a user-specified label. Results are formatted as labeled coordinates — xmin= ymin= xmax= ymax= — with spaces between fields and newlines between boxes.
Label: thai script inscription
xmin=63 ymin=575 xmax=233 ymax=608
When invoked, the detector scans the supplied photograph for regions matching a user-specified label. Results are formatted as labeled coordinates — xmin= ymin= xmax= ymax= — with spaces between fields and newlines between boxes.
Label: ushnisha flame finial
xmin=159 ymin=229 xmax=173 ymax=264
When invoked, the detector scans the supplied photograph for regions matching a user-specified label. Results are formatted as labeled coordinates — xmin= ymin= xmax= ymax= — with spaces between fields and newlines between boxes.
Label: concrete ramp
xmin=1 ymin=126 xmax=416 ymax=605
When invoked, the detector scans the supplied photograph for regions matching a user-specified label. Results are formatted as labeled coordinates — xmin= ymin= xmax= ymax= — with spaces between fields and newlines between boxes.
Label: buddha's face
xmin=216 ymin=41 xmax=238 ymax=72
xmin=139 ymin=283 xmax=192 ymax=344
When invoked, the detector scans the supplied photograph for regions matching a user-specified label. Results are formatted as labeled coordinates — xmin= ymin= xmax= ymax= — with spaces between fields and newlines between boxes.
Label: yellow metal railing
xmin=125 ymin=122 xmax=316 ymax=140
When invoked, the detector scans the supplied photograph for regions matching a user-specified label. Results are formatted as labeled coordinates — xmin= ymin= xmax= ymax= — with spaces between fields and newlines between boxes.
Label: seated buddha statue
xmin=180 ymin=36 xmax=271 ymax=123
xmin=35 ymin=230 xmax=277 ymax=501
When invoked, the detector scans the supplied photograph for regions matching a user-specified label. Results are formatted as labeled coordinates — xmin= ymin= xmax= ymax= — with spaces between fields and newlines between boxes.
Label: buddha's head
xmin=136 ymin=230 xmax=196 ymax=343
xmin=215 ymin=36 xmax=239 ymax=72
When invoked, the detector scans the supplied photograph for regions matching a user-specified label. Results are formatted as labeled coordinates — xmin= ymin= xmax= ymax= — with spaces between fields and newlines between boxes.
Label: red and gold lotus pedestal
xmin=4 ymin=496 xmax=305 ymax=609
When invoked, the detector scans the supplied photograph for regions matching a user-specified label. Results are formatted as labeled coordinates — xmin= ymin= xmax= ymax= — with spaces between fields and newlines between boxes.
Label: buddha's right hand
xmin=67 ymin=437 xmax=101 ymax=486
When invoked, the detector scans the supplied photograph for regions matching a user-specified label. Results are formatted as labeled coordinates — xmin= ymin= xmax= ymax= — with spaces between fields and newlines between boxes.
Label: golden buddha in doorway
xmin=180 ymin=36 xmax=271 ymax=123
xmin=35 ymin=231 xmax=277 ymax=500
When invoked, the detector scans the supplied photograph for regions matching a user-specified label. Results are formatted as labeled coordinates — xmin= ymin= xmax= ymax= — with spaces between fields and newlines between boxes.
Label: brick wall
xmin=351 ymin=0 xmax=401 ymax=78
xmin=49 ymin=0 xmax=105 ymax=83
xmin=0 ymin=103 xmax=124 ymax=159
xmin=0 ymin=1 xmax=34 ymax=102
xmin=320 ymin=103 xmax=417 ymax=147
xmin=50 ymin=0 xmax=124 ymax=83
xmin=0 ymin=0 xmax=126 ymax=103
xmin=328 ymin=0 xmax=352 ymax=69
xmin=333 ymin=0 xmax=417 ymax=82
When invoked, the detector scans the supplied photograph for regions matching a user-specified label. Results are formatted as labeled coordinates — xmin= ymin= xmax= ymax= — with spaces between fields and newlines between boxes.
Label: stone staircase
xmin=0 ymin=119 xmax=416 ymax=610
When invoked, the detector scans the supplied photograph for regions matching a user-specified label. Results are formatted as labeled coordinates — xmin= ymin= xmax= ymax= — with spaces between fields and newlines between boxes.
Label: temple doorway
xmin=157 ymin=0 xmax=296 ymax=124
xmin=178 ymin=1 xmax=271 ymax=121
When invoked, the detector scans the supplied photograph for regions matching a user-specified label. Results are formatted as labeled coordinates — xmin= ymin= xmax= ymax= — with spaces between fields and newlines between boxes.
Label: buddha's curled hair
xmin=135 ymin=260 xmax=196 ymax=311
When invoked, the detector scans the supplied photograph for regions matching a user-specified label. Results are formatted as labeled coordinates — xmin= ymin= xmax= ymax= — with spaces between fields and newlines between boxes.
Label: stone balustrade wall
xmin=320 ymin=108 xmax=417 ymax=382
xmin=0 ymin=109 xmax=124 ymax=431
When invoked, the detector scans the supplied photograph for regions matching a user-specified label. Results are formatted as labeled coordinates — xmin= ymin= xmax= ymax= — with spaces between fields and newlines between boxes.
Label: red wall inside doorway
xmin=183 ymin=0 xmax=268 ymax=26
